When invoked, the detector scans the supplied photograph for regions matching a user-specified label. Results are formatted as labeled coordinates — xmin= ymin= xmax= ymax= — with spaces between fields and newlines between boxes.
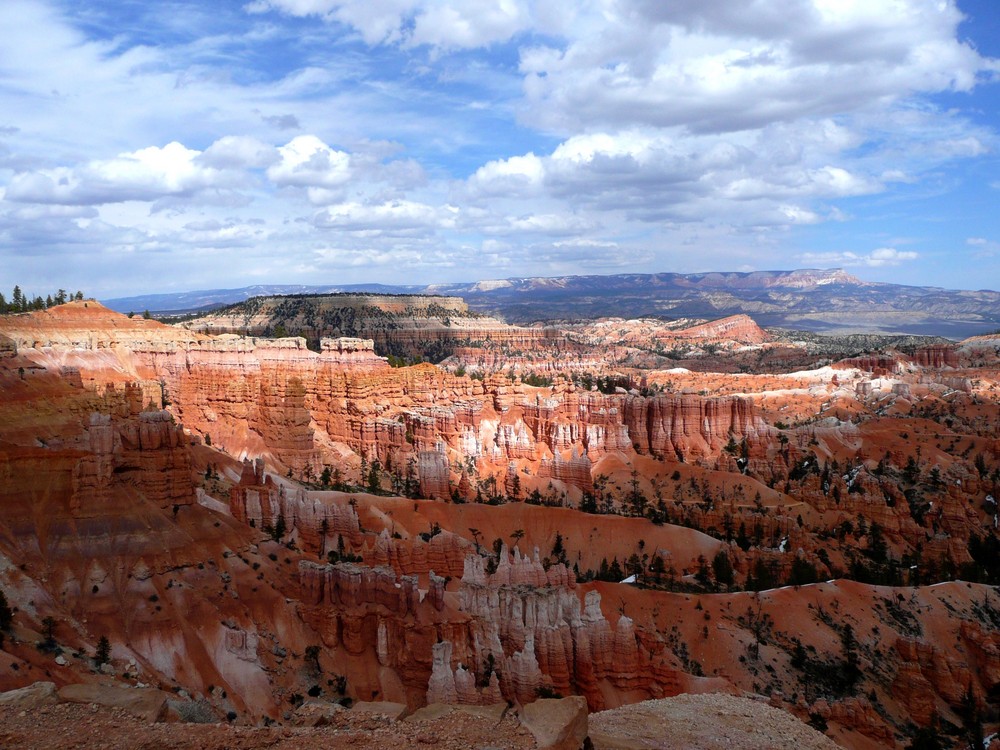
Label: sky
xmin=1 ymin=0 xmax=999 ymax=299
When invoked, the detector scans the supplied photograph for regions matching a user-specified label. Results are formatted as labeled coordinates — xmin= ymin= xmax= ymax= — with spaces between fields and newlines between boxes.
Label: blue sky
xmin=1 ymin=0 xmax=998 ymax=298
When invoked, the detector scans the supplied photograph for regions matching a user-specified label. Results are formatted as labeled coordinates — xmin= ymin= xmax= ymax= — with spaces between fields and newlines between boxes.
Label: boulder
xmin=57 ymin=683 xmax=169 ymax=722
xmin=0 ymin=681 xmax=59 ymax=709
xmin=292 ymin=699 xmax=347 ymax=727
xmin=520 ymin=696 xmax=589 ymax=750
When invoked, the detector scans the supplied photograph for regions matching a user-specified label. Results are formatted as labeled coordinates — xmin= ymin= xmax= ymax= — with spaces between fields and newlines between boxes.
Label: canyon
xmin=0 ymin=298 xmax=999 ymax=749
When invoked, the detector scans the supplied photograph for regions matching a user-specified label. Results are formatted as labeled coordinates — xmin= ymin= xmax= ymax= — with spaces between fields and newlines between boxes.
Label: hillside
xmin=180 ymin=293 xmax=551 ymax=362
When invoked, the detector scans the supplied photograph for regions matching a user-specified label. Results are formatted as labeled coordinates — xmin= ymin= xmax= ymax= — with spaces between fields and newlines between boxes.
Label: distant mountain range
xmin=102 ymin=269 xmax=1000 ymax=338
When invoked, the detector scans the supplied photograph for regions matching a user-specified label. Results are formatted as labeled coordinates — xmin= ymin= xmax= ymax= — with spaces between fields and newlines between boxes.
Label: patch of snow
xmin=621 ymin=574 xmax=637 ymax=584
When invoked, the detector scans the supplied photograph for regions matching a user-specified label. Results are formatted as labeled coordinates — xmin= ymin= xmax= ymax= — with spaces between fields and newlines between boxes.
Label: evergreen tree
xmin=0 ymin=588 xmax=12 ymax=631
xmin=367 ymin=459 xmax=381 ymax=493
xmin=95 ymin=635 xmax=111 ymax=666
xmin=959 ymin=684 xmax=984 ymax=750
xmin=906 ymin=715 xmax=944 ymax=750
xmin=41 ymin=615 xmax=57 ymax=646
xmin=271 ymin=513 xmax=287 ymax=541
xmin=551 ymin=531 xmax=567 ymax=565
xmin=712 ymin=550 xmax=735 ymax=587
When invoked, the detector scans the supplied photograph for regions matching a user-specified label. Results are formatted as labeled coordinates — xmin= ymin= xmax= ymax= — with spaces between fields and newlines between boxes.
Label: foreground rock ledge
xmin=0 ymin=685 xmax=843 ymax=750
xmin=589 ymin=693 xmax=840 ymax=750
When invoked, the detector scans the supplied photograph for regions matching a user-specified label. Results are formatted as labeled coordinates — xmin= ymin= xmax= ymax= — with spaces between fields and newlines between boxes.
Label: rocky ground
xmin=0 ymin=690 xmax=840 ymax=750
xmin=0 ymin=701 xmax=533 ymax=750
xmin=590 ymin=693 xmax=841 ymax=750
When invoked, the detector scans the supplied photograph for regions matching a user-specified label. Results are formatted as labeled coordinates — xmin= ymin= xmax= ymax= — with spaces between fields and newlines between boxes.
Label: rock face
xmin=913 ymin=344 xmax=959 ymax=369
xmin=430 ymin=550 xmax=686 ymax=711
xmin=292 ymin=542 xmax=695 ymax=713
xmin=229 ymin=458 xmax=365 ymax=554
xmin=0 ymin=332 xmax=16 ymax=358
xmin=78 ymin=393 xmax=195 ymax=512
xmin=675 ymin=314 xmax=771 ymax=345
xmin=1 ymin=302 xmax=767 ymax=491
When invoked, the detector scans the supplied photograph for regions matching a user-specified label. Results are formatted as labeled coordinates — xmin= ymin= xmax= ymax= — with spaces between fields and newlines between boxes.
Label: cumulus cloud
xmin=469 ymin=153 xmax=544 ymax=195
xmin=518 ymin=0 xmax=997 ymax=135
xmin=6 ymin=143 xmax=236 ymax=206
xmin=266 ymin=135 xmax=352 ymax=206
xmin=467 ymin=123 xmax=884 ymax=228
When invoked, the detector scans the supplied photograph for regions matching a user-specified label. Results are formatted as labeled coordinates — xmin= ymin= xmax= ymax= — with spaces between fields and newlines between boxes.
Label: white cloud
xmin=469 ymin=153 xmax=544 ymax=195
xmin=799 ymin=247 xmax=919 ymax=267
xmin=199 ymin=136 xmax=279 ymax=169
xmin=467 ymin=123 xmax=885 ymax=229
xmin=313 ymin=199 xmax=452 ymax=233
xmin=246 ymin=0 xmax=531 ymax=49
xmin=967 ymin=237 xmax=998 ymax=258
xmin=518 ymin=0 xmax=997 ymax=135
xmin=409 ymin=1 xmax=530 ymax=49
xmin=267 ymin=135 xmax=352 ymax=188
xmin=6 ymin=143 xmax=235 ymax=205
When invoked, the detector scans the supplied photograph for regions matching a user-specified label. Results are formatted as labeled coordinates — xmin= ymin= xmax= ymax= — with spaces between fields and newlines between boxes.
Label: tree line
xmin=0 ymin=286 xmax=85 ymax=314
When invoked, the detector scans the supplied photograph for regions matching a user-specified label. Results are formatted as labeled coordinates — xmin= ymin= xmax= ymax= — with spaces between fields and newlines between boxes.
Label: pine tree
xmin=959 ymin=684 xmax=984 ymax=750
xmin=41 ymin=615 xmax=57 ymax=646
xmin=0 ymin=588 xmax=12 ymax=631
xmin=272 ymin=513 xmax=287 ymax=541
xmin=95 ymin=635 xmax=111 ymax=666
